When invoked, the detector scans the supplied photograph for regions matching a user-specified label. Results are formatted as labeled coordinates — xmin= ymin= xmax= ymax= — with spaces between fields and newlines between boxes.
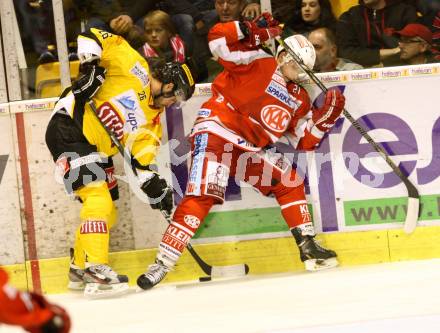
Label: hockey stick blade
xmin=187 ymin=243 xmax=249 ymax=278
xmin=404 ymin=197 xmax=420 ymax=234
xmin=275 ymin=36 xmax=420 ymax=233
xmin=211 ymin=263 xmax=250 ymax=278
xmin=161 ymin=211 xmax=249 ymax=278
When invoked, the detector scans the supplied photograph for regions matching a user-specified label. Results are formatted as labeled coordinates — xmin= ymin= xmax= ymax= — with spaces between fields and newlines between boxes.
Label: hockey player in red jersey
xmin=0 ymin=268 xmax=70 ymax=332
xmin=137 ymin=13 xmax=345 ymax=290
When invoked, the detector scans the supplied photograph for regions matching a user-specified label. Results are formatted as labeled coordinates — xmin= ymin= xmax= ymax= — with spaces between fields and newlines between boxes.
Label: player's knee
xmin=271 ymin=180 xmax=305 ymax=198
xmin=173 ymin=195 xmax=216 ymax=230
xmin=77 ymin=182 xmax=115 ymax=221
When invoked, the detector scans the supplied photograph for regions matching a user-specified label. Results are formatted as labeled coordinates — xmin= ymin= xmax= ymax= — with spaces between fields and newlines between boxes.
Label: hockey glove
xmin=140 ymin=172 xmax=173 ymax=215
xmin=312 ymin=88 xmax=345 ymax=134
xmin=72 ymin=64 xmax=106 ymax=103
xmin=254 ymin=12 xmax=280 ymax=28
xmin=26 ymin=293 xmax=71 ymax=333
xmin=240 ymin=19 xmax=282 ymax=48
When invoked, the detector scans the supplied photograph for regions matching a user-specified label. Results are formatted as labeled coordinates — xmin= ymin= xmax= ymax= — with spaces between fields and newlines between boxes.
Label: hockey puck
xmin=199 ymin=276 xmax=212 ymax=282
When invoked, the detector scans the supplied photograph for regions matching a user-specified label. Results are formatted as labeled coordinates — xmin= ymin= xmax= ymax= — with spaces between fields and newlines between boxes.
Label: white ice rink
xmin=2 ymin=259 xmax=440 ymax=333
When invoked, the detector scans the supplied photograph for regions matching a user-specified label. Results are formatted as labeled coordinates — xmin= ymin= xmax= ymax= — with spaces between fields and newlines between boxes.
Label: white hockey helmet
xmin=276 ymin=34 xmax=316 ymax=70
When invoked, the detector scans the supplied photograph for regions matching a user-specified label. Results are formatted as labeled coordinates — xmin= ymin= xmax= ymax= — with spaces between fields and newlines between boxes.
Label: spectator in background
xmin=394 ymin=23 xmax=437 ymax=64
xmin=241 ymin=0 xmax=300 ymax=24
xmin=156 ymin=0 xmax=217 ymax=52
xmin=140 ymin=9 xmax=204 ymax=79
xmin=406 ymin=0 xmax=440 ymax=27
xmin=73 ymin=0 xmax=155 ymax=49
xmin=140 ymin=10 xmax=188 ymax=63
xmin=431 ymin=11 xmax=440 ymax=60
xmin=154 ymin=0 xmax=219 ymax=82
xmin=270 ymin=0 xmax=298 ymax=24
xmin=308 ymin=27 xmax=363 ymax=72
xmin=215 ymin=0 xmax=245 ymax=22
xmin=215 ymin=0 xmax=267 ymax=25
xmin=411 ymin=0 xmax=440 ymax=61
xmin=336 ymin=0 xmax=417 ymax=68
xmin=241 ymin=0 xmax=300 ymax=29
xmin=242 ymin=0 xmax=261 ymax=19
xmin=283 ymin=0 xmax=336 ymax=38
xmin=16 ymin=0 xmax=80 ymax=64
xmin=16 ymin=0 xmax=56 ymax=63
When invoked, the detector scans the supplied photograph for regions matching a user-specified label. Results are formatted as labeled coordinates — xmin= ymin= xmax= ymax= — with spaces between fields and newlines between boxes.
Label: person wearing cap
xmin=395 ymin=23 xmax=436 ymax=65
xmin=45 ymin=28 xmax=196 ymax=298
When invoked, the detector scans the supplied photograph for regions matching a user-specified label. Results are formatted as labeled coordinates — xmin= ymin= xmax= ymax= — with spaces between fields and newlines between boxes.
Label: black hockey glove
xmin=72 ymin=64 xmax=106 ymax=102
xmin=140 ymin=173 xmax=173 ymax=215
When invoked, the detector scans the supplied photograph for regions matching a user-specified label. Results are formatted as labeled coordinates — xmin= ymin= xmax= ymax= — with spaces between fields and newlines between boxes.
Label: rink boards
xmin=1 ymin=64 xmax=440 ymax=293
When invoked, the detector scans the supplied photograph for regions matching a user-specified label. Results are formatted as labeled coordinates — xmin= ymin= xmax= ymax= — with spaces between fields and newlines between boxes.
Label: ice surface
xmin=2 ymin=259 xmax=440 ymax=333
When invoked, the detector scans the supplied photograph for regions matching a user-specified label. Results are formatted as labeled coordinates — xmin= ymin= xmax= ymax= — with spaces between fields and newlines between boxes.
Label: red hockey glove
xmin=312 ymin=88 xmax=345 ymax=133
xmin=26 ymin=293 xmax=71 ymax=333
xmin=254 ymin=12 xmax=280 ymax=28
xmin=240 ymin=20 xmax=282 ymax=48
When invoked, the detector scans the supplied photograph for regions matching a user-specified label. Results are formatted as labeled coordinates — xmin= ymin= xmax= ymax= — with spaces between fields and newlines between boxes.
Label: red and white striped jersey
xmin=192 ymin=21 xmax=321 ymax=150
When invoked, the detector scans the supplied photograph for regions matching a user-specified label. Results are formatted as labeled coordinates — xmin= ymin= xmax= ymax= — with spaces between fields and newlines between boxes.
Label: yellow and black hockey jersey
xmin=53 ymin=28 xmax=163 ymax=166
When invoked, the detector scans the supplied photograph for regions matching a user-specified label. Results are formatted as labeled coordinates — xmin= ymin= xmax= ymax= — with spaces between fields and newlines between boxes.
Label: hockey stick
xmin=87 ymin=100 xmax=249 ymax=277
xmin=276 ymin=36 xmax=420 ymax=234
xmin=160 ymin=210 xmax=249 ymax=279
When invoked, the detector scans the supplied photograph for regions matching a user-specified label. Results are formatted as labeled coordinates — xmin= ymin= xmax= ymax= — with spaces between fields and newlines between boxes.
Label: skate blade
xmin=68 ymin=281 xmax=85 ymax=291
xmin=304 ymin=257 xmax=338 ymax=271
xmin=84 ymin=282 xmax=129 ymax=299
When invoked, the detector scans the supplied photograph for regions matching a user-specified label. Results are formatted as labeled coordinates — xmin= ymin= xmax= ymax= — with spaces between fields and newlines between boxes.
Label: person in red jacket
xmin=0 ymin=268 xmax=70 ymax=333
xmin=137 ymin=13 xmax=346 ymax=290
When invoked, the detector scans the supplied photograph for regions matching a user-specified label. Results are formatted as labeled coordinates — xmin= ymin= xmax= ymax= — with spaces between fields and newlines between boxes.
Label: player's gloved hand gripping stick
xmin=275 ymin=36 xmax=420 ymax=234
xmin=88 ymin=100 xmax=249 ymax=279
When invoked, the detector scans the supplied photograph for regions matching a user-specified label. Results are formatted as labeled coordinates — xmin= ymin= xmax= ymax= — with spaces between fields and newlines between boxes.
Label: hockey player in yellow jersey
xmin=45 ymin=28 xmax=196 ymax=298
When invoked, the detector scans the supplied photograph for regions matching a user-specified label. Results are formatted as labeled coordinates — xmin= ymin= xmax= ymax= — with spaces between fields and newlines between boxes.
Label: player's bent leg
xmin=137 ymin=195 xmax=216 ymax=290
xmin=69 ymin=203 xmax=117 ymax=291
xmin=74 ymin=182 xmax=128 ymax=297
xmin=272 ymin=181 xmax=338 ymax=271
xmin=138 ymin=133 xmax=230 ymax=290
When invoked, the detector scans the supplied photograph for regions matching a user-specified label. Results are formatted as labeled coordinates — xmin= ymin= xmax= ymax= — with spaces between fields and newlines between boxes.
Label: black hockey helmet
xmin=161 ymin=61 xmax=196 ymax=102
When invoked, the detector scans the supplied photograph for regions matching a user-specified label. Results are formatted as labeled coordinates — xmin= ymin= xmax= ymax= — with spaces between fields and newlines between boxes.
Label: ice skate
xmin=83 ymin=264 xmax=129 ymax=298
xmin=137 ymin=259 xmax=171 ymax=290
xmin=68 ymin=248 xmax=85 ymax=290
xmin=291 ymin=225 xmax=338 ymax=271
xmin=68 ymin=264 xmax=85 ymax=290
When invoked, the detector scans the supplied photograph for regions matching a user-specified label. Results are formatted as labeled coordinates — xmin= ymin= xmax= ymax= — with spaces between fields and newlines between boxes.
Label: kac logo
xmin=261 ymin=105 xmax=291 ymax=133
